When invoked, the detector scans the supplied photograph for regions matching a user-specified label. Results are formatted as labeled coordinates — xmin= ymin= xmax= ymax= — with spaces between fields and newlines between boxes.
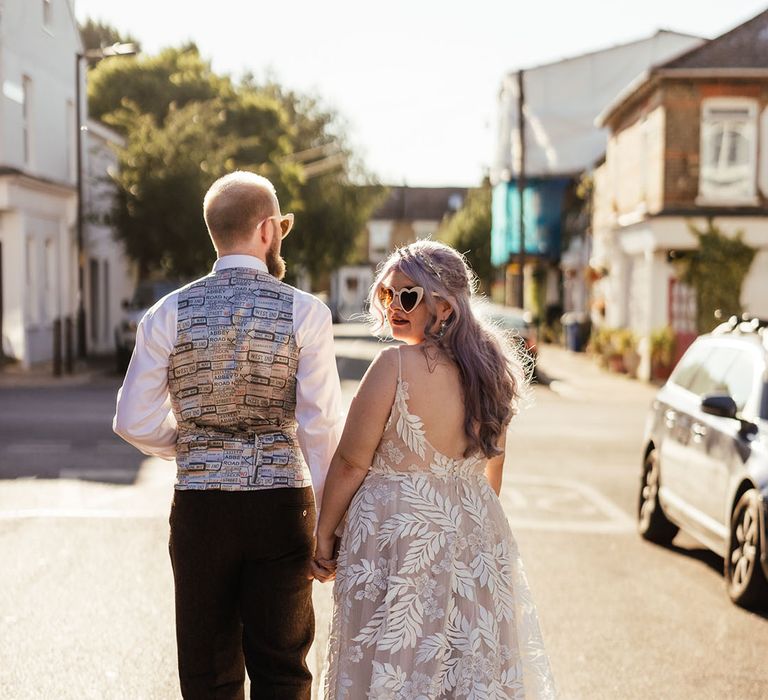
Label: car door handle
xmin=664 ymin=409 xmax=677 ymax=428
xmin=691 ymin=423 xmax=707 ymax=441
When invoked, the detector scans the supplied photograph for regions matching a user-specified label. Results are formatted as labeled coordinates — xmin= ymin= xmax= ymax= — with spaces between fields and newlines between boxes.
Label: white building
xmin=0 ymin=0 xmax=131 ymax=367
xmin=592 ymin=9 xmax=768 ymax=378
xmin=83 ymin=119 xmax=134 ymax=356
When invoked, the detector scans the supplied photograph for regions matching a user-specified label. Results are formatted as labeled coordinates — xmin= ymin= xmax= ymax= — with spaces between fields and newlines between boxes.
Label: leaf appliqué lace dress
xmin=323 ymin=351 xmax=556 ymax=699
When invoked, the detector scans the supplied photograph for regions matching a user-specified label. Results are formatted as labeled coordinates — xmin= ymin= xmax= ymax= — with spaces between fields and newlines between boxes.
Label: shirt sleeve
xmin=294 ymin=292 xmax=343 ymax=508
xmin=112 ymin=295 xmax=179 ymax=460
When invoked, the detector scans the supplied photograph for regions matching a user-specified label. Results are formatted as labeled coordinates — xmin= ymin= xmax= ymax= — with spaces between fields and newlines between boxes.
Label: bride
xmin=313 ymin=241 xmax=556 ymax=699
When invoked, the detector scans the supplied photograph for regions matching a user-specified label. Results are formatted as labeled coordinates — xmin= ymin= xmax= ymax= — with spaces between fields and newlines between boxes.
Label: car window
xmin=685 ymin=347 xmax=736 ymax=397
xmin=670 ymin=342 xmax=714 ymax=390
xmin=720 ymin=352 xmax=758 ymax=411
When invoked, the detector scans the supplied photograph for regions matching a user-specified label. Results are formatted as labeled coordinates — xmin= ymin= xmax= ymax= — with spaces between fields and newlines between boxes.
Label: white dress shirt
xmin=113 ymin=255 xmax=343 ymax=506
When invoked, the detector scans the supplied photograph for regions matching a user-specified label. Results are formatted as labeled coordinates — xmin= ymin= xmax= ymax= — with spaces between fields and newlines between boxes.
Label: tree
xmin=89 ymin=43 xmax=381 ymax=285
xmin=80 ymin=18 xmax=141 ymax=53
xmin=437 ymin=181 xmax=492 ymax=292
xmin=259 ymin=82 xmax=385 ymax=283
xmin=677 ymin=221 xmax=756 ymax=333
xmin=89 ymin=45 xmax=300 ymax=280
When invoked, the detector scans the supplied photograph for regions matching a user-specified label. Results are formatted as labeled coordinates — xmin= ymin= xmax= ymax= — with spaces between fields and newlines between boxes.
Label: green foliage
xmin=107 ymin=100 xmax=239 ymax=278
xmin=649 ymin=327 xmax=676 ymax=368
xmin=88 ymin=45 xmax=229 ymax=127
xmin=259 ymin=82 xmax=385 ymax=282
xmin=677 ymin=221 xmax=756 ymax=334
xmin=79 ymin=18 xmax=141 ymax=53
xmin=437 ymin=181 xmax=492 ymax=292
xmin=588 ymin=326 xmax=636 ymax=357
xmin=89 ymin=43 xmax=379 ymax=283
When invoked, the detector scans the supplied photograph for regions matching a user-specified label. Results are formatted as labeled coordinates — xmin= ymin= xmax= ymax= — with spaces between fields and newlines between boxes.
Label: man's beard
xmin=266 ymin=235 xmax=286 ymax=280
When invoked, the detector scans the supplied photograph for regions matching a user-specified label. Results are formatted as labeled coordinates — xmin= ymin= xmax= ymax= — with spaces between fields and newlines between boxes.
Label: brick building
xmin=591 ymin=9 xmax=768 ymax=379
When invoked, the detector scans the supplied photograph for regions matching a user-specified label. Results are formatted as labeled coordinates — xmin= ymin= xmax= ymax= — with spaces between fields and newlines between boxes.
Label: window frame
xmin=42 ymin=0 xmax=53 ymax=29
xmin=697 ymin=97 xmax=759 ymax=206
xmin=22 ymin=75 xmax=33 ymax=167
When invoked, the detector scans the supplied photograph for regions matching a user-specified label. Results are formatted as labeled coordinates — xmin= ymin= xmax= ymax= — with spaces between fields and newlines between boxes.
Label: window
xmin=66 ymin=99 xmax=75 ymax=181
xmin=43 ymin=0 xmax=52 ymax=28
xmin=90 ymin=258 xmax=99 ymax=343
xmin=669 ymin=341 xmax=712 ymax=390
xmin=22 ymin=75 xmax=33 ymax=166
xmin=686 ymin=347 xmax=735 ymax=397
xmin=720 ymin=354 xmax=757 ymax=411
xmin=103 ymin=261 xmax=110 ymax=341
xmin=673 ymin=342 xmax=759 ymax=411
xmin=43 ymin=239 xmax=55 ymax=322
xmin=368 ymin=222 xmax=392 ymax=262
xmin=699 ymin=99 xmax=757 ymax=203
xmin=25 ymin=236 xmax=38 ymax=324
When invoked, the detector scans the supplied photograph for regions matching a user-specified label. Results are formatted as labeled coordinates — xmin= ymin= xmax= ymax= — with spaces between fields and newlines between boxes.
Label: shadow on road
xmin=0 ymin=379 xmax=145 ymax=486
xmin=661 ymin=541 xmax=768 ymax=620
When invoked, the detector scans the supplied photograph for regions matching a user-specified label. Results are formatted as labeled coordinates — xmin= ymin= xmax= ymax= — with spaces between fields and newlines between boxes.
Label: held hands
xmin=311 ymin=532 xmax=339 ymax=583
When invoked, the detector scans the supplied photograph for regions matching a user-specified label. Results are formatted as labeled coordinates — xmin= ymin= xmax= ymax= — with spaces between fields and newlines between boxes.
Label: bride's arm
xmin=484 ymin=429 xmax=508 ymax=496
xmin=315 ymin=347 xmax=399 ymax=562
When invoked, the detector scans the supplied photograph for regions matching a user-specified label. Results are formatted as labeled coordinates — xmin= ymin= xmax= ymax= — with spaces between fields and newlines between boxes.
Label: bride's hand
xmin=311 ymin=532 xmax=338 ymax=582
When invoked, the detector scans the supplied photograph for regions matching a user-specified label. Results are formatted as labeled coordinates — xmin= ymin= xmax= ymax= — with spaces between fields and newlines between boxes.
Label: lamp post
xmin=75 ymin=42 xmax=136 ymax=359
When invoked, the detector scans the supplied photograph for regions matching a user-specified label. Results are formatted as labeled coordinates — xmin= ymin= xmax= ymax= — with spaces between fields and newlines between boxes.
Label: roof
xmin=372 ymin=186 xmax=469 ymax=221
xmin=494 ymin=30 xmax=704 ymax=179
xmin=598 ymin=9 xmax=768 ymax=127
xmin=507 ymin=29 xmax=702 ymax=74
xmin=663 ymin=9 xmax=768 ymax=70
xmin=0 ymin=166 xmax=76 ymax=194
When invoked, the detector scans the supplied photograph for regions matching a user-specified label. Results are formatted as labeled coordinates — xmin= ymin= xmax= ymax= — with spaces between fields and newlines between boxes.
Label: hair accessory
xmin=417 ymin=253 xmax=442 ymax=279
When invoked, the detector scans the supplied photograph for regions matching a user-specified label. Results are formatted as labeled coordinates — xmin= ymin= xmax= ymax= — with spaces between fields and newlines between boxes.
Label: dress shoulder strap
xmin=396 ymin=345 xmax=404 ymax=383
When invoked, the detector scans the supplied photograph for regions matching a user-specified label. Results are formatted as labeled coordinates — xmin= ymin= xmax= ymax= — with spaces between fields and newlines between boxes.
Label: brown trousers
xmin=168 ymin=487 xmax=316 ymax=700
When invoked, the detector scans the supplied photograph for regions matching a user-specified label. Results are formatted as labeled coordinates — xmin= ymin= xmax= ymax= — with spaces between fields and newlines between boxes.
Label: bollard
xmin=64 ymin=316 xmax=74 ymax=374
xmin=53 ymin=318 xmax=62 ymax=376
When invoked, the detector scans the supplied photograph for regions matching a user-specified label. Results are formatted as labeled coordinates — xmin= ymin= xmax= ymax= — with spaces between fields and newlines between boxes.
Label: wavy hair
xmin=368 ymin=240 xmax=528 ymax=458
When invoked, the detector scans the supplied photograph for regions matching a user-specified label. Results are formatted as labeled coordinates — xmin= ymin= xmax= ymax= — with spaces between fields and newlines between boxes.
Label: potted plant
xmin=587 ymin=327 xmax=612 ymax=367
xmin=650 ymin=327 xmax=676 ymax=380
xmin=614 ymin=328 xmax=639 ymax=377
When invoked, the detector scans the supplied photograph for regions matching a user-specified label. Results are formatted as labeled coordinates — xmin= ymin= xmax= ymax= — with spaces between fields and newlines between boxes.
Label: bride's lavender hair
xmin=368 ymin=240 xmax=528 ymax=458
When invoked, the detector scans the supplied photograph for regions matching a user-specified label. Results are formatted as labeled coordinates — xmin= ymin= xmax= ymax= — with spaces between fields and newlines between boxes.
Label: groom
xmin=113 ymin=171 xmax=342 ymax=699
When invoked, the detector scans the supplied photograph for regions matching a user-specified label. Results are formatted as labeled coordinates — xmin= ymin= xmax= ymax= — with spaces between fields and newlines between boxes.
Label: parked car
xmin=474 ymin=303 xmax=538 ymax=361
xmin=639 ymin=316 xmax=768 ymax=608
xmin=115 ymin=280 xmax=181 ymax=371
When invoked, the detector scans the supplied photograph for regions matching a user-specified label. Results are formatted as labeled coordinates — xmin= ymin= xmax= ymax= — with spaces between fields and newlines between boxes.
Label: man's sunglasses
xmin=377 ymin=286 xmax=426 ymax=314
xmin=258 ymin=213 xmax=294 ymax=239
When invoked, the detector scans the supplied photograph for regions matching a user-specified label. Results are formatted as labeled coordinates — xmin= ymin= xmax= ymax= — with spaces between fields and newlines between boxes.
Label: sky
xmin=73 ymin=0 xmax=768 ymax=187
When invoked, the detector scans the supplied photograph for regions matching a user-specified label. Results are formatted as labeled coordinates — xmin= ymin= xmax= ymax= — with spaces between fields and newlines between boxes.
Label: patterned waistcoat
xmin=167 ymin=268 xmax=311 ymax=491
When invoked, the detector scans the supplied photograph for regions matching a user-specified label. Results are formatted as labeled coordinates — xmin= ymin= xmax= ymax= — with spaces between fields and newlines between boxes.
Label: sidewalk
xmin=534 ymin=343 xmax=657 ymax=403
xmin=0 ymin=356 xmax=117 ymax=388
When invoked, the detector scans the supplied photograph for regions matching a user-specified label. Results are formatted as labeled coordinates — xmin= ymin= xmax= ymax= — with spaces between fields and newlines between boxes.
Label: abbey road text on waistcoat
xmin=167 ymin=268 xmax=311 ymax=491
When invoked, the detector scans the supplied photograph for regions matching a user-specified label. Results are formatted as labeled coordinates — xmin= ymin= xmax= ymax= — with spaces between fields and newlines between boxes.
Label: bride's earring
xmin=437 ymin=319 xmax=448 ymax=339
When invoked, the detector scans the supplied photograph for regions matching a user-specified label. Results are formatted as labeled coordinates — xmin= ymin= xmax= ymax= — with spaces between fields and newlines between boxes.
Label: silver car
xmin=639 ymin=316 xmax=768 ymax=608
xmin=115 ymin=280 xmax=181 ymax=371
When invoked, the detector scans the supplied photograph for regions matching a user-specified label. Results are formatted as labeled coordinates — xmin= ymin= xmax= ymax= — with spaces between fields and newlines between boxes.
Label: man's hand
xmin=311 ymin=557 xmax=337 ymax=583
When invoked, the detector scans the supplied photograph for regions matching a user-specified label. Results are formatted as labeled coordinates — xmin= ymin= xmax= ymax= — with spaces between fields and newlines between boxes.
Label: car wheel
xmin=638 ymin=448 xmax=678 ymax=544
xmin=726 ymin=489 xmax=768 ymax=608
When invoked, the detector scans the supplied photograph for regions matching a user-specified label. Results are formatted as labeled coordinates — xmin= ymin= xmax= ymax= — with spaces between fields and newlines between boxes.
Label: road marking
xmin=58 ymin=468 xmax=139 ymax=480
xmin=3 ymin=441 xmax=71 ymax=454
xmin=504 ymin=474 xmax=635 ymax=534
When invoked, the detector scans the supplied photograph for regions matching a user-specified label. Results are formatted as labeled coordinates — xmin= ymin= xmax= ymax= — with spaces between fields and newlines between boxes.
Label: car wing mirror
xmin=700 ymin=394 xmax=737 ymax=419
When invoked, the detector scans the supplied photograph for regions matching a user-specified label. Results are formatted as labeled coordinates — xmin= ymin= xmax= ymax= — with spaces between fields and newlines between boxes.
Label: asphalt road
xmin=1 ymin=345 xmax=766 ymax=699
